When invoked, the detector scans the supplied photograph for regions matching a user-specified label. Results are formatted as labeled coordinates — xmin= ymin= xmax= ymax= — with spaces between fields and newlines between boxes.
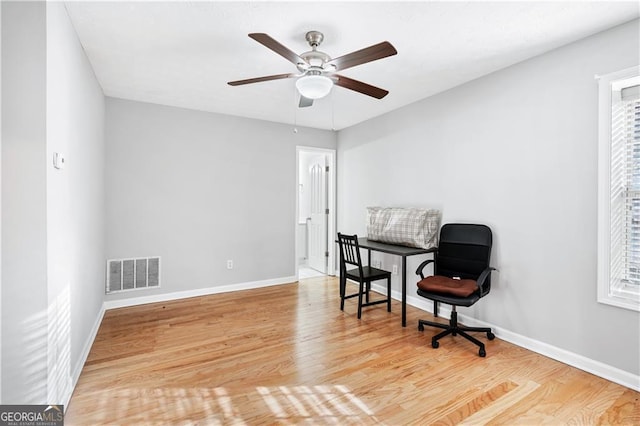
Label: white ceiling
xmin=64 ymin=1 xmax=639 ymax=130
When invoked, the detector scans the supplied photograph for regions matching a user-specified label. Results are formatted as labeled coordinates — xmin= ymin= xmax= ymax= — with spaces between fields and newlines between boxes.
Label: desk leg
xmin=367 ymin=249 xmax=371 ymax=303
xmin=402 ymin=256 xmax=407 ymax=327
xmin=339 ymin=266 xmax=346 ymax=310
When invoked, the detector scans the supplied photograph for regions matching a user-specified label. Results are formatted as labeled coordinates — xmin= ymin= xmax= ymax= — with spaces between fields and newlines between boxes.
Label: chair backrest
xmin=435 ymin=224 xmax=493 ymax=290
xmin=337 ymin=233 xmax=364 ymax=276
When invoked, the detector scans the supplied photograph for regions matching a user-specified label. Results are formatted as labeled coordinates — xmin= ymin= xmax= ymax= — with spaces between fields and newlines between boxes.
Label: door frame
xmin=295 ymin=146 xmax=336 ymax=278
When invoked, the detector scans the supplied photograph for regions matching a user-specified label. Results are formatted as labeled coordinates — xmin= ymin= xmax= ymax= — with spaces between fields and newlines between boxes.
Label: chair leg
xmin=431 ymin=327 xmax=454 ymax=348
xmin=459 ymin=324 xmax=493 ymax=334
xmin=457 ymin=330 xmax=486 ymax=356
xmin=340 ymin=276 xmax=345 ymax=311
xmin=418 ymin=319 xmax=448 ymax=332
xmin=348 ymin=277 xmax=395 ymax=318
xmin=357 ymin=281 xmax=365 ymax=319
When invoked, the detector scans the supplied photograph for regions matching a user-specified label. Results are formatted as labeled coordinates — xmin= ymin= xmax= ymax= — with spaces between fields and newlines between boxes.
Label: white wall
xmin=1 ymin=1 xmax=105 ymax=404
xmin=104 ymin=98 xmax=336 ymax=301
xmin=337 ymin=19 xmax=640 ymax=378
xmin=0 ymin=0 xmax=4 ymax=403
xmin=45 ymin=2 xmax=105 ymax=404
xmin=1 ymin=1 xmax=49 ymax=403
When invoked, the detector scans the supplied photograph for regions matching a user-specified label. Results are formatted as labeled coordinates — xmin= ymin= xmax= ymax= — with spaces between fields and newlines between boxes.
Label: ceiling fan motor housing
xmin=299 ymin=51 xmax=331 ymax=70
xmin=297 ymin=31 xmax=332 ymax=71
xmin=305 ymin=30 xmax=324 ymax=48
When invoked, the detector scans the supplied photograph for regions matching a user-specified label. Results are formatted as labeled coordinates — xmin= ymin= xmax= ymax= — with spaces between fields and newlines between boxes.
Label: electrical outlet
xmin=227 ymin=260 xmax=233 ymax=269
xmin=392 ymin=264 xmax=398 ymax=275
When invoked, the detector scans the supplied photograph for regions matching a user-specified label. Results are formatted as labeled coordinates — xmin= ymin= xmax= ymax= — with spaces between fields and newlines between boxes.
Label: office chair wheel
xmin=479 ymin=348 xmax=486 ymax=357
xmin=487 ymin=332 xmax=495 ymax=340
xmin=418 ymin=323 xmax=424 ymax=332
xmin=431 ymin=340 xmax=439 ymax=349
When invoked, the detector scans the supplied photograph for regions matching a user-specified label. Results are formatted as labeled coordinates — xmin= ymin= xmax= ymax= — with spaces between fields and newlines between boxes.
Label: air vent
xmin=106 ymin=257 xmax=160 ymax=294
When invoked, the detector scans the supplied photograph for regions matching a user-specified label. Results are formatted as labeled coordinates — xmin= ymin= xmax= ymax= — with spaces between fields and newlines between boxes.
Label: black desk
xmin=350 ymin=238 xmax=436 ymax=327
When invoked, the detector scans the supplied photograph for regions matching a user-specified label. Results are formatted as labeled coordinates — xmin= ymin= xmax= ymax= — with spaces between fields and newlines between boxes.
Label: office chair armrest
xmin=415 ymin=259 xmax=435 ymax=279
xmin=476 ymin=267 xmax=497 ymax=295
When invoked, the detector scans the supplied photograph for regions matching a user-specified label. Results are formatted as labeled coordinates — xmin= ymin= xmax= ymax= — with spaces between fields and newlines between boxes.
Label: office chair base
xmin=418 ymin=311 xmax=495 ymax=357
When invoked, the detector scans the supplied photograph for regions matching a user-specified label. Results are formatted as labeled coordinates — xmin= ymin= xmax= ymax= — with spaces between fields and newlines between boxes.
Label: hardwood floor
xmin=66 ymin=276 xmax=639 ymax=425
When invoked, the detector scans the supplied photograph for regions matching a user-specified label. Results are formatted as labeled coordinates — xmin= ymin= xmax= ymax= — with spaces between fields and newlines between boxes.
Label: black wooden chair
xmin=337 ymin=233 xmax=392 ymax=319
xmin=415 ymin=223 xmax=496 ymax=357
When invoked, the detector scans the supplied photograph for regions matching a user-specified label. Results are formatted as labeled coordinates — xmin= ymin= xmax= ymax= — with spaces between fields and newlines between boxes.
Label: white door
xmin=308 ymin=158 xmax=327 ymax=273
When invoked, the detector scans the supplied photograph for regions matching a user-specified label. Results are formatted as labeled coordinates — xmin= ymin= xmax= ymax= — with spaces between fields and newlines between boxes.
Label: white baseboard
xmin=369 ymin=282 xmax=640 ymax=391
xmin=451 ymin=310 xmax=640 ymax=392
xmin=65 ymin=302 xmax=105 ymax=411
xmin=103 ymin=275 xmax=297 ymax=310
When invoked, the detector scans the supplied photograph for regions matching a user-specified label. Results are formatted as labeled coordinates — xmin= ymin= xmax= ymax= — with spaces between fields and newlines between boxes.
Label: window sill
xmin=598 ymin=291 xmax=640 ymax=312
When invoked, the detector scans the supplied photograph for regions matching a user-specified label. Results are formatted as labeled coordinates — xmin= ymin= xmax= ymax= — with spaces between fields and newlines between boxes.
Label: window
xmin=598 ymin=66 xmax=640 ymax=311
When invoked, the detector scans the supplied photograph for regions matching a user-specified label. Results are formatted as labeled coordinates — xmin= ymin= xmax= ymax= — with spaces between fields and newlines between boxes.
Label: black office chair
xmin=415 ymin=223 xmax=496 ymax=357
xmin=337 ymin=233 xmax=392 ymax=319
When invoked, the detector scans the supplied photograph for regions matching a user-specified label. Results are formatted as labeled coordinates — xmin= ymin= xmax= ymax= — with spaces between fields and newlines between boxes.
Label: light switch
xmin=53 ymin=152 xmax=65 ymax=170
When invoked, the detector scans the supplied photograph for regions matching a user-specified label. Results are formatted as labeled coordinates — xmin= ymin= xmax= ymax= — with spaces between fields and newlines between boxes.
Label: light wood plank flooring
xmin=66 ymin=276 xmax=639 ymax=425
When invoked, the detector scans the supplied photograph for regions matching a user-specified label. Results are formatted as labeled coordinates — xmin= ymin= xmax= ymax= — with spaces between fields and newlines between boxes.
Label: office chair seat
xmin=417 ymin=276 xmax=481 ymax=307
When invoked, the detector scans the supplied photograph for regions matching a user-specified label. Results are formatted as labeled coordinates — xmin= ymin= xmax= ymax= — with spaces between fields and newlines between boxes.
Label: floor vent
xmin=106 ymin=257 xmax=160 ymax=294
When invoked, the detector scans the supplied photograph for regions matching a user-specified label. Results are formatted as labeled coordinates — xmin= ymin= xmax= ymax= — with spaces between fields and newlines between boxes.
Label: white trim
xmin=452 ymin=311 xmax=640 ymax=392
xmin=0 ymin=2 xmax=3 ymax=403
xmin=367 ymin=282 xmax=640 ymax=391
xmin=104 ymin=275 xmax=297 ymax=310
xmin=65 ymin=303 xmax=105 ymax=411
xmin=597 ymin=65 xmax=640 ymax=312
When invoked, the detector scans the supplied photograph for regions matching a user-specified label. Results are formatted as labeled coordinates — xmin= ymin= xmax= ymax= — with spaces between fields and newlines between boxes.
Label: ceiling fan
xmin=227 ymin=31 xmax=397 ymax=108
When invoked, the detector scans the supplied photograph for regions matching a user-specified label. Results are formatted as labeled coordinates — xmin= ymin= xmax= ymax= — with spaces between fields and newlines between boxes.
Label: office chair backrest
xmin=435 ymin=224 xmax=493 ymax=285
xmin=337 ymin=233 xmax=364 ymax=275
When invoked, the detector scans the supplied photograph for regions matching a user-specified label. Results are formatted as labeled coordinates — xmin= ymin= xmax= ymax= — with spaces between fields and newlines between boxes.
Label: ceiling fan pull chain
xmin=293 ymin=83 xmax=298 ymax=133
xmin=331 ymin=90 xmax=336 ymax=131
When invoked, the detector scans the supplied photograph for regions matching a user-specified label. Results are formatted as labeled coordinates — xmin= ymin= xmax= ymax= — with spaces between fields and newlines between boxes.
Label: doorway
xmin=295 ymin=147 xmax=336 ymax=280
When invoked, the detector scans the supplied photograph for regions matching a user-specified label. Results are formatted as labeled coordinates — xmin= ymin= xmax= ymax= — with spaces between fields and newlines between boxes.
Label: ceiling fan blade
xmin=228 ymin=73 xmax=295 ymax=86
xmin=326 ymin=41 xmax=397 ymax=72
xmin=334 ymin=75 xmax=389 ymax=99
xmin=249 ymin=33 xmax=305 ymax=66
xmin=299 ymin=96 xmax=314 ymax=108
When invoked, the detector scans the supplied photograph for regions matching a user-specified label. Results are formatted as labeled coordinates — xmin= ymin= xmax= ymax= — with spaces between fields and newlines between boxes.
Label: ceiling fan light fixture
xmin=295 ymin=75 xmax=333 ymax=99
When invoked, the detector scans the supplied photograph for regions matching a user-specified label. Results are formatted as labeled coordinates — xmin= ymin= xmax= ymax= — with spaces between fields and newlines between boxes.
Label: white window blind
xmin=611 ymin=86 xmax=640 ymax=289
xmin=598 ymin=66 xmax=640 ymax=311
